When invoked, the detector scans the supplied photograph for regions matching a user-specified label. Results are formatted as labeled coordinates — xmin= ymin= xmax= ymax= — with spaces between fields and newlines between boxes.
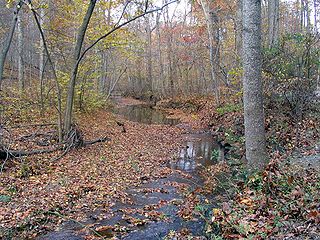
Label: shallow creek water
xmin=39 ymin=104 xmax=221 ymax=240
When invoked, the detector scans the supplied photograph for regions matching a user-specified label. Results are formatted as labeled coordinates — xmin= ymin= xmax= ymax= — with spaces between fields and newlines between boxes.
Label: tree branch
xmin=77 ymin=0 xmax=178 ymax=66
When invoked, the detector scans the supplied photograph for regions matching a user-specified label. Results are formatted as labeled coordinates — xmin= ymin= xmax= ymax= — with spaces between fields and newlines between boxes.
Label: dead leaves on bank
xmin=208 ymin=159 xmax=320 ymax=239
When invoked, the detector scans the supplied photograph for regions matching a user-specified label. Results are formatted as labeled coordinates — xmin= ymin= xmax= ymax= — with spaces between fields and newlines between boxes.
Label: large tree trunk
xmin=64 ymin=0 xmax=97 ymax=133
xmin=267 ymin=0 xmax=280 ymax=47
xmin=0 ymin=1 xmax=22 ymax=90
xmin=243 ymin=0 xmax=268 ymax=171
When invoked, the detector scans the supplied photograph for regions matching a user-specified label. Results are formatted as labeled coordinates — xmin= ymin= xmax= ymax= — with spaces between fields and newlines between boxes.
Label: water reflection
xmin=116 ymin=105 xmax=180 ymax=125
xmin=170 ymin=133 xmax=220 ymax=172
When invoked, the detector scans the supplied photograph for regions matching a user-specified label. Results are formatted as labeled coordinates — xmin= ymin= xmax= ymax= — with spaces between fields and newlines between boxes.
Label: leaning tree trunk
xmin=64 ymin=0 xmax=97 ymax=134
xmin=243 ymin=0 xmax=268 ymax=171
xmin=0 ymin=1 xmax=23 ymax=90
xmin=28 ymin=0 xmax=63 ymax=142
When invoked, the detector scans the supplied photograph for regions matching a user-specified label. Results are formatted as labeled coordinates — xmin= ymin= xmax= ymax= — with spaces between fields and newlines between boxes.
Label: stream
xmin=39 ymin=104 xmax=222 ymax=240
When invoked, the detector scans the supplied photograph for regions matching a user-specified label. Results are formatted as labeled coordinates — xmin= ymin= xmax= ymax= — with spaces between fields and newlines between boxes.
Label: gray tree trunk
xmin=39 ymin=4 xmax=45 ymax=113
xmin=243 ymin=0 xmax=268 ymax=171
xmin=0 ymin=1 xmax=22 ymax=90
xmin=28 ymin=0 xmax=63 ymax=142
xmin=314 ymin=0 xmax=318 ymax=32
xmin=156 ymin=12 xmax=164 ymax=96
xmin=199 ymin=0 xmax=220 ymax=104
xmin=17 ymin=11 xmax=24 ymax=91
xmin=267 ymin=0 xmax=280 ymax=47
xmin=305 ymin=0 xmax=311 ymax=32
xmin=64 ymin=0 xmax=97 ymax=133
xmin=39 ymin=4 xmax=45 ymax=81
xmin=301 ymin=0 xmax=305 ymax=31
xmin=145 ymin=16 xmax=153 ymax=93
xmin=236 ymin=0 xmax=243 ymax=57
xmin=163 ymin=4 xmax=174 ymax=95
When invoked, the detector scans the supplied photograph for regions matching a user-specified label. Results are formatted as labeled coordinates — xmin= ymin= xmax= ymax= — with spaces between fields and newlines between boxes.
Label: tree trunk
xmin=39 ymin=3 xmax=45 ymax=113
xmin=28 ymin=0 xmax=63 ymax=142
xmin=199 ymin=0 xmax=220 ymax=104
xmin=64 ymin=0 xmax=97 ymax=133
xmin=236 ymin=0 xmax=243 ymax=57
xmin=243 ymin=0 xmax=268 ymax=171
xmin=145 ymin=16 xmax=153 ymax=93
xmin=39 ymin=5 xmax=45 ymax=80
xmin=0 ymin=1 xmax=22 ymax=90
xmin=17 ymin=11 xmax=24 ymax=91
xmin=314 ymin=0 xmax=318 ymax=32
xmin=301 ymin=0 xmax=305 ymax=31
xmin=267 ymin=0 xmax=280 ymax=47
xmin=163 ymin=5 xmax=175 ymax=95
xmin=305 ymin=0 xmax=311 ymax=32
xmin=156 ymin=12 xmax=164 ymax=96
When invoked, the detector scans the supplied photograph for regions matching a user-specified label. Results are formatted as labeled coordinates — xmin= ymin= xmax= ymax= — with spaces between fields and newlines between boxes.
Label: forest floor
xmin=0 ymin=97 xmax=216 ymax=240
xmin=158 ymin=96 xmax=320 ymax=239
xmin=0 ymin=96 xmax=319 ymax=239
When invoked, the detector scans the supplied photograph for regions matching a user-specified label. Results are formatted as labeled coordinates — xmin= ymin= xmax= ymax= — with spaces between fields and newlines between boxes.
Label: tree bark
xmin=314 ymin=0 xmax=318 ymax=32
xmin=39 ymin=3 xmax=45 ymax=113
xmin=236 ymin=0 xmax=243 ymax=57
xmin=243 ymin=0 xmax=268 ymax=171
xmin=199 ymin=0 xmax=220 ymax=104
xmin=17 ymin=11 xmax=24 ymax=91
xmin=27 ymin=0 xmax=63 ymax=142
xmin=156 ymin=12 xmax=165 ymax=96
xmin=267 ymin=0 xmax=280 ymax=47
xmin=64 ymin=0 xmax=97 ymax=133
xmin=0 ymin=1 xmax=23 ymax=90
xmin=145 ymin=16 xmax=153 ymax=93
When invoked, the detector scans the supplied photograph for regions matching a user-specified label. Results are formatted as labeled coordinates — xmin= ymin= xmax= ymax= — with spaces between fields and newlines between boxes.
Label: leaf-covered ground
xmin=158 ymin=95 xmax=320 ymax=239
xmin=0 ymin=100 xmax=189 ymax=239
xmin=1 ymin=96 xmax=319 ymax=239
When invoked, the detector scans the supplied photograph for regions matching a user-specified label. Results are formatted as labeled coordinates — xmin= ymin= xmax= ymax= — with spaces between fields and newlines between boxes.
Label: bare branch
xmin=77 ymin=0 xmax=178 ymax=66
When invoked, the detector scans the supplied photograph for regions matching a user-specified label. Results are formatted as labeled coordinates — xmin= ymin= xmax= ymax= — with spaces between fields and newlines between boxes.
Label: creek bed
xmin=39 ymin=103 xmax=224 ymax=240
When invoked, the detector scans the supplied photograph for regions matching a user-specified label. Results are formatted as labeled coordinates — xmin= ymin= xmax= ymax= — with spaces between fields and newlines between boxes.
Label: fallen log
xmin=0 ymin=136 xmax=111 ymax=160
xmin=7 ymin=123 xmax=57 ymax=129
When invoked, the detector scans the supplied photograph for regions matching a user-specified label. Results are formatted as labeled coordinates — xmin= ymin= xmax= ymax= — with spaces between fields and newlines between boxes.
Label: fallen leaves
xmin=0 ymin=109 xmax=184 ymax=239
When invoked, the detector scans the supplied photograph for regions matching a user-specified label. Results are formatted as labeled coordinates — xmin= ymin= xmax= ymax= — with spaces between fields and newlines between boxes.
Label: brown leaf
xmin=222 ymin=202 xmax=231 ymax=214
